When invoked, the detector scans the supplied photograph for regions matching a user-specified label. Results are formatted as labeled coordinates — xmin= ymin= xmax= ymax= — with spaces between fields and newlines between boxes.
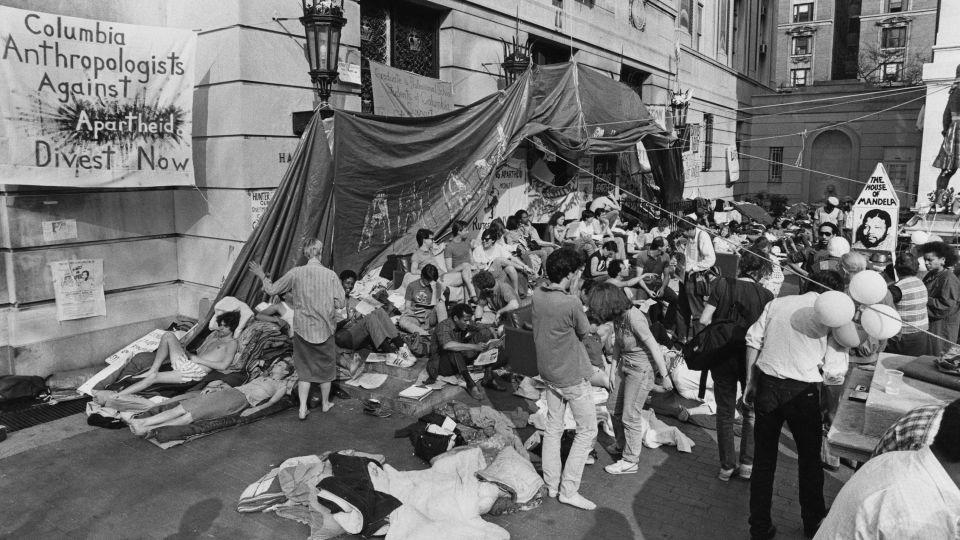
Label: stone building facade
xmin=0 ymin=0 xmax=779 ymax=375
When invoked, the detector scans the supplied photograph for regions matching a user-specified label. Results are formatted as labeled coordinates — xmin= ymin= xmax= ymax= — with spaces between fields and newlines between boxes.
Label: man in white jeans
xmin=532 ymin=246 xmax=598 ymax=510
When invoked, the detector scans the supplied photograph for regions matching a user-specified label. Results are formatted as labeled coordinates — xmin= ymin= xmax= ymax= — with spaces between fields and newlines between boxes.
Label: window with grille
xmin=769 ymin=147 xmax=784 ymax=182
xmin=887 ymin=0 xmax=905 ymax=13
xmin=881 ymin=27 xmax=906 ymax=49
xmin=791 ymin=68 xmax=809 ymax=86
xmin=702 ymin=114 xmax=714 ymax=171
xmin=359 ymin=0 xmax=442 ymax=113
xmin=882 ymin=62 xmax=903 ymax=81
xmin=792 ymin=35 xmax=811 ymax=55
xmin=793 ymin=3 xmax=813 ymax=23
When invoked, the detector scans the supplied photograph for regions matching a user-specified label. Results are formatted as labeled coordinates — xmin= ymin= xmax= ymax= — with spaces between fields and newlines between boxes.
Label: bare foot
xmin=298 ymin=409 xmax=309 ymax=421
xmin=321 ymin=402 xmax=335 ymax=413
xmin=128 ymin=420 xmax=149 ymax=437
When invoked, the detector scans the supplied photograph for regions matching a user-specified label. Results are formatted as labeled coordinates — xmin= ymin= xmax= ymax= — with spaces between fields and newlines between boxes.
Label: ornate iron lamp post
xmin=300 ymin=0 xmax=347 ymax=118
xmin=501 ymin=36 xmax=530 ymax=88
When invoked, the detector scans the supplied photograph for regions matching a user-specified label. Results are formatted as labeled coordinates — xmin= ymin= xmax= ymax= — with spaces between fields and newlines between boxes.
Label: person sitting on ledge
xmin=117 ymin=312 xmax=241 ymax=396
xmin=128 ymin=359 xmax=294 ymax=436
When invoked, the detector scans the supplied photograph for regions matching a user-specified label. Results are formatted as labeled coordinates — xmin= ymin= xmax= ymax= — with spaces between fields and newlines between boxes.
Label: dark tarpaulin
xmin=191 ymin=62 xmax=683 ymax=340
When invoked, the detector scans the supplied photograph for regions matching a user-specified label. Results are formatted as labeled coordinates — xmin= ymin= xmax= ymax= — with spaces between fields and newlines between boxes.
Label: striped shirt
xmin=260 ymin=259 xmax=344 ymax=344
xmin=895 ymin=275 xmax=929 ymax=334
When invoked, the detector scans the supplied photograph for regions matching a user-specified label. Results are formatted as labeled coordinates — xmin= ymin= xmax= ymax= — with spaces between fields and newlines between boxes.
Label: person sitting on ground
xmin=398 ymin=264 xmax=446 ymax=336
xmin=410 ymin=228 xmax=439 ymax=275
xmin=586 ymin=240 xmax=618 ymax=280
xmin=443 ymin=220 xmax=479 ymax=302
xmin=334 ymin=270 xmax=409 ymax=357
xmin=646 ymin=217 xmax=672 ymax=245
xmin=634 ymin=237 xmax=671 ymax=300
xmin=255 ymin=295 xmax=295 ymax=337
xmin=566 ymin=209 xmax=604 ymax=254
xmin=117 ymin=313 xmax=241 ymax=396
xmin=814 ymin=399 xmax=960 ymax=539
xmin=516 ymin=208 xmax=559 ymax=251
xmin=471 ymin=270 xmax=519 ymax=324
xmin=622 ymin=220 xmax=646 ymax=255
xmin=472 ymin=228 xmax=533 ymax=295
xmin=545 ymin=211 xmax=569 ymax=246
xmin=128 ymin=359 xmax=294 ymax=437
xmin=426 ymin=303 xmax=504 ymax=400
xmin=605 ymin=259 xmax=644 ymax=301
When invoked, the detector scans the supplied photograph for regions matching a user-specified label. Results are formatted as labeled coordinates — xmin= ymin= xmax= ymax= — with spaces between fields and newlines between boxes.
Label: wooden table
xmin=826 ymin=364 xmax=880 ymax=463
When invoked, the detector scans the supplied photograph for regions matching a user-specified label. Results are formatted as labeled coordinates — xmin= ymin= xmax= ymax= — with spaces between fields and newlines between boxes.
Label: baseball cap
xmin=827 ymin=196 xmax=840 ymax=206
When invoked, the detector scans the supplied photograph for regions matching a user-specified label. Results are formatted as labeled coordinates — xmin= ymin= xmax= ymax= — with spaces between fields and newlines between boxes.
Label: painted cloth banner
xmin=726 ymin=147 xmax=740 ymax=183
xmin=0 ymin=6 xmax=196 ymax=187
xmin=50 ymin=258 xmax=106 ymax=320
xmin=368 ymin=60 xmax=454 ymax=117
xmin=483 ymin=157 xmax=528 ymax=221
xmin=851 ymin=162 xmax=899 ymax=258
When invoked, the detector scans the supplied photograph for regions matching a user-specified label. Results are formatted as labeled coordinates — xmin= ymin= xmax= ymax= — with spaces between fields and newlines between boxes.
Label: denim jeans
xmin=712 ymin=367 xmax=754 ymax=471
xmin=543 ymin=379 xmax=598 ymax=497
xmin=749 ymin=373 xmax=826 ymax=538
xmin=610 ymin=359 xmax=655 ymax=463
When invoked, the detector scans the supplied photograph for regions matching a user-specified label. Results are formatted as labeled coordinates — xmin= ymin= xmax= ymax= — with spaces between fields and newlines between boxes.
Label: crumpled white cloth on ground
xmin=640 ymin=409 xmax=695 ymax=453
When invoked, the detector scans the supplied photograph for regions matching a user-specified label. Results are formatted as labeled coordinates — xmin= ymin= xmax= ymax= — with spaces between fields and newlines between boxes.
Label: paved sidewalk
xmin=0 ymin=394 xmax=851 ymax=540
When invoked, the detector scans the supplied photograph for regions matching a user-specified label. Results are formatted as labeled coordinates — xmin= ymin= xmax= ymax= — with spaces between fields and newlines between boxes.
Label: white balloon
xmin=861 ymin=304 xmax=902 ymax=340
xmin=833 ymin=322 xmax=867 ymax=349
xmin=814 ymin=291 xmax=856 ymax=328
xmin=910 ymin=231 xmax=929 ymax=245
xmin=848 ymin=270 xmax=887 ymax=305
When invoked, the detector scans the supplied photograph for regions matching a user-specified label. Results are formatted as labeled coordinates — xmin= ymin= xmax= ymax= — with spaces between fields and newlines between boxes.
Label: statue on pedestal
xmin=932 ymin=64 xmax=960 ymax=210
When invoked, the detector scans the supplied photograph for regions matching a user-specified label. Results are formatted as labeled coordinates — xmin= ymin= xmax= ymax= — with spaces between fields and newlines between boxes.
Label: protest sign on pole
xmin=50 ymin=258 xmax=106 ymax=321
xmin=368 ymin=60 xmax=454 ymax=117
xmin=850 ymin=162 xmax=899 ymax=260
xmin=0 ymin=6 xmax=197 ymax=187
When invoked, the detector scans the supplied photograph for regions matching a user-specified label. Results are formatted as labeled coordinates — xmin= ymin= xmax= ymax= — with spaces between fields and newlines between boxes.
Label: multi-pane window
xmin=882 ymin=62 xmax=903 ymax=82
xmin=360 ymin=0 xmax=442 ymax=113
xmin=792 ymin=35 xmax=811 ymax=55
xmin=769 ymin=147 xmax=784 ymax=182
xmin=791 ymin=68 xmax=810 ymax=87
xmin=793 ymin=3 xmax=813 ymax=23
xmin=702 ymin=114 xmax=714 ymax=171
xmin=887 ymin=0 xmax=905 ymax=13
xmin=881 ymin=27 xmax=906 ymax=49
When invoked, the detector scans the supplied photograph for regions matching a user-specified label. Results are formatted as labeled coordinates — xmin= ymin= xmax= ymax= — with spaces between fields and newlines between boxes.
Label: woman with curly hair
xmin=920 ymin=241 xmax=960 ymax=355
xmin=586 ymin=282 xmax=672 ymax=475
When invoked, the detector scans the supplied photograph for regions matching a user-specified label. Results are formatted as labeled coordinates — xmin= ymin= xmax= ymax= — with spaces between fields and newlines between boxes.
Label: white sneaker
xmin=738 ymin=464 xmax=753 ymax=480
xmin=605 ymin=459 xmax=639 ymax=475
xmin=558 ymin=492 xmax=597 ymax=510
xmin=396 ymin=344 xmax=416 ymax=368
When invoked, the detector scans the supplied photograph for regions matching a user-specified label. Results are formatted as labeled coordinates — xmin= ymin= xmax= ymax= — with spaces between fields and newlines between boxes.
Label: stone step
xmin=341 ymin=373 xmax=479 ymax=417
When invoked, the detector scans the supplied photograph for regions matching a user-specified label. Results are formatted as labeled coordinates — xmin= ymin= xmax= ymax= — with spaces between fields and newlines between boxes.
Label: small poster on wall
xmin=248 ymin=189 xmax=275 ymax=229
xmin=50 ymin=259 xmax=106 ymax=321
xmin=42 ymin=219 xmax=78 ymax=242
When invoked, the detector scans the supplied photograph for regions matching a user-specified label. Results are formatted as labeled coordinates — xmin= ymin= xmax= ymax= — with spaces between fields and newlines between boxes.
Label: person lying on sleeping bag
xmin=128 ymin=359 xmax=293 ymax=436
xmin=117 ymin=312 xmax=241 ymax=397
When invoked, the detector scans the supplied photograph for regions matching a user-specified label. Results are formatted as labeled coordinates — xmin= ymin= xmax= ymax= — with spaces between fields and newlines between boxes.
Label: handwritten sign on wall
xmin=368 ymin=60 xmax=454 ymax=117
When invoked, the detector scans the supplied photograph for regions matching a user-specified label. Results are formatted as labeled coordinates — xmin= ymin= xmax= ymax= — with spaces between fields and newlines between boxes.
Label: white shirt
xmin=745 ymin=292 xmax=848 ymax=383
xmin=590 ymin=195 xmax=621 ymax=213
xmin=815 ymin=206 xmax=842 ymax=227
xmin=684 ymin=229 xmax=716 ymax=273
xmin=646 ymin=227 xmax=672 ymax=246
xmin=814 ymin=447 xmax=960 ymax=540
xmin=472 ymin=243 xmax=512 ymax=269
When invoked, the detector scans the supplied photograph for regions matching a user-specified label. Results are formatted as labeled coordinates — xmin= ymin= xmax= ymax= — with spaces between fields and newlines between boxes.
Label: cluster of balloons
xmin=812 ymin=269 xmax=903 ymax=348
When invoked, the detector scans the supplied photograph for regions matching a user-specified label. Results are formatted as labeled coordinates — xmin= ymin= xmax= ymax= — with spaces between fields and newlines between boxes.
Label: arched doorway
xmin=808 ymin=130 xmax=854 ymax=202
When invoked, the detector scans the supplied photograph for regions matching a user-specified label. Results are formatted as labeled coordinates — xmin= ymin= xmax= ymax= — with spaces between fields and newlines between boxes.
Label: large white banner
xmin=0 ymin=7 xmax=196 ymax=187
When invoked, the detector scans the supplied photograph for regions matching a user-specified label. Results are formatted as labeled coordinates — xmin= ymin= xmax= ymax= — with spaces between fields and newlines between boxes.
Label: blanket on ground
xmin=145 ymin=396 xmax=295 ymax=444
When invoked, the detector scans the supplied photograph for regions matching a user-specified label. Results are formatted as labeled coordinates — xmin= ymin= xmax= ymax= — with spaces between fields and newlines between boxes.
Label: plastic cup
xmin=885 ymin=370 xmax=904 ymax=395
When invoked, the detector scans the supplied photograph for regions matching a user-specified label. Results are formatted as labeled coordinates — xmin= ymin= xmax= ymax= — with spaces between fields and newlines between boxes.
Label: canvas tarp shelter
xmin=192 ymin=62 xmax=682 ymax=337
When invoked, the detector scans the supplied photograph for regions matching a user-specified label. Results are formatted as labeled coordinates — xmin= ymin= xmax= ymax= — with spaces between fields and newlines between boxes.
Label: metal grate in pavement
xmin=0 ymin=396 xmax=90 ymax=432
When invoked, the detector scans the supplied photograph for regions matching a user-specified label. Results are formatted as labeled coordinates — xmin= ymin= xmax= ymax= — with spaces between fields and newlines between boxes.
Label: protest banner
xmin=850 ymin=162 xmax=899 ymax=259
xmin=50 ymin=258 xmax=106 ymax=321
xmin=0 ymin=6 xmax=196 ymax=187
xmin=488 ymin=157 xmax=528 ymax=219
xmin=369 ymin=60 xmax=454 ymax=117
